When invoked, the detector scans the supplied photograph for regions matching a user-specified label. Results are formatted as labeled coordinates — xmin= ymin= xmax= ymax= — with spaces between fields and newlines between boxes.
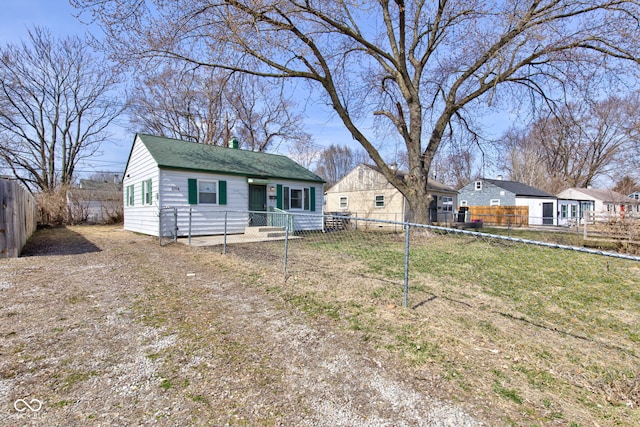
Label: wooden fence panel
xmin=0 ymin=178 xmax=37 ymax=258
xmin=468 ymin=205 xmax=529 ymax=227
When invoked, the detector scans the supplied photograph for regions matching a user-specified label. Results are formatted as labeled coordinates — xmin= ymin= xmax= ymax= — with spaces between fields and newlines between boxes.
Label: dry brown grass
xmin=222 ymin=231 xmax=640 ymax=426
xmin=0 ymin=226 xmax=479 ymax=426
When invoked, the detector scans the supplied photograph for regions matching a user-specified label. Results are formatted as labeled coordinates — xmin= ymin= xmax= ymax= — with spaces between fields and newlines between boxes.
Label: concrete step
xmin=244 ymin=226 xmax=286 ymax=236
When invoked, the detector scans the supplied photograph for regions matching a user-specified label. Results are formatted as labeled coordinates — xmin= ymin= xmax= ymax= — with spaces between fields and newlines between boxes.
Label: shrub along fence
xmin=0 ymin=178 xmax=37 ymax=258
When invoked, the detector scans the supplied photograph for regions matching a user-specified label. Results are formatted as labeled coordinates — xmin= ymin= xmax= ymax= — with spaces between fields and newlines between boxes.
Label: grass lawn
xmin=237 ymin=228 xmax=640 ymax=425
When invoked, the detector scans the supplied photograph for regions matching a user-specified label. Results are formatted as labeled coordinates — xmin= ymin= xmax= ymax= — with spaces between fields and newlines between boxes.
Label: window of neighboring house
xmin=442 ymin=196 xmax=453 ymax=212
xmin=561 ymin=205 xmax=568 ymax=219
xmin=143 ymin=179 xmax=152 ymax=205
xmin=490 ymin=199 xmax=500 ymax=206
xmin=126 ymin=184 xmax=134 ymax=206
xmin=570 ymin=204 xmax=577 ymax=218
xmin=339 ymin=196 xmax=348 ymax=209
xmin=475 ymin=181 xmax=482 ymax=190
xmin=199 ymin=180 xmax=218 ymax=204
xmin=375 ymin=194 xmax=385 ymax=208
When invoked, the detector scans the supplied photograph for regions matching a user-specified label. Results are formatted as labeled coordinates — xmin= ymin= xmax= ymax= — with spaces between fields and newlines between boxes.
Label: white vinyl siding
xmin=123 ymin=137 xmax=159 ymax=236
xmin=124 ymin=136 xmax=325 ymax=237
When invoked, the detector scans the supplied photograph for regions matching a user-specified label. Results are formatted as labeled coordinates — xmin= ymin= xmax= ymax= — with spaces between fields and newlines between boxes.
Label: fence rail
xmin=164 ymin=209 xmax=640 ymax=308
xmin=0 ymin=178 xmax=37 ymax=258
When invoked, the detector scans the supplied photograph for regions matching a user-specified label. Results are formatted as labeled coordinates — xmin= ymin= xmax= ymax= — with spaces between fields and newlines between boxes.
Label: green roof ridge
xmin=136 ymin=134 xmax=324 ymax=183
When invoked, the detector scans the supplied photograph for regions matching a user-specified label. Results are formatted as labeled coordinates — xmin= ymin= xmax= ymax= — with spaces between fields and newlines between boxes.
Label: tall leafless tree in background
xmin=129 ymin=63 xmax=311 ymax=151
xmin=129 ymin=64 xmax=228 ymax=145
xmin=315 ymin=144 xmax=370 ymax=187
xmin=501 ymin=95 xmax=640 ymax=194
xmin=0 ymin=27 xmax=122 ymax=192
xmin=74 ymin=0 xmax=640 ymax=223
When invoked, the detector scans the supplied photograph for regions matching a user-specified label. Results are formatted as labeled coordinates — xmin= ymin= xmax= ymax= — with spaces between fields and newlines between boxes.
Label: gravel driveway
xmin=0 ymin=226 xmax=481 ymax=426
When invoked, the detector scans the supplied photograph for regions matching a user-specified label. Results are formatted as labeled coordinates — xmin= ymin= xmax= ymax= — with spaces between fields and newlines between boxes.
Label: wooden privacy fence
xmin=0 ymin=178 xmax=37 ymax=258
xmin=468 ymin=205 xmax=529 ymax=227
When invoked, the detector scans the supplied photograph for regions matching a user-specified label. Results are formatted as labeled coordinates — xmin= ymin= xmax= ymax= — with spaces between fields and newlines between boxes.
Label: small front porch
xmin=180 ymin=225 xmax=297 ymax=247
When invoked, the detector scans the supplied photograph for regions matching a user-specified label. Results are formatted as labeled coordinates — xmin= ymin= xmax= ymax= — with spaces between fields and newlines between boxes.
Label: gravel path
xmin=0 ymin=226 xmax=481 ymax=426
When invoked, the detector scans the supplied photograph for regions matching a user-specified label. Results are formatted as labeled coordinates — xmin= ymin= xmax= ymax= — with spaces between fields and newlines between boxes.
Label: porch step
xmin=244 ymin=226 xmax=286 ymax=238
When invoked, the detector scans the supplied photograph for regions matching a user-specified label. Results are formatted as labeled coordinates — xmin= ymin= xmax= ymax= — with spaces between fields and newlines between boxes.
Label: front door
xmin=542 ymin=202 xmax=554 ymax=225
xmin=248 ymin=184 xmax=267 ymax=226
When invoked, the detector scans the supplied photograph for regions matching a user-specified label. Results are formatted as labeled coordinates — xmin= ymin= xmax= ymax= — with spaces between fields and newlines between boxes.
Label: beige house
xmin=325 ymin=164 xmax=458 ymax=224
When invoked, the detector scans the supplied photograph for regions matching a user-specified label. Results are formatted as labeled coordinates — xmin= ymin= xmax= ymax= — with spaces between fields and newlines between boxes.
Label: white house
xmin=325 ymin=164 xmax=458 ymax=224
xmin=557 ymin=187 xmax=640 ymax=222
xmin=123 ymin=134 xmax=325 ymax=237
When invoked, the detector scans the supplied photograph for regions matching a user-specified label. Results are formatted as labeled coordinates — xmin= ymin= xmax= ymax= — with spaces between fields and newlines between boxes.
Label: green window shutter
xmin=276 ymin=184 xmax=283 ymax=210
xmin=188 ymin=179 xmax=198 ymax=204
xmin=310 ymin=186 xmax=316 ymax=212
xmin=125 ymin=186 xmax=129 ymax=206
xmin=218 ymin=180 xmax=227 ymax=205
xmin=141 ymin=181 xmax=145 ymax=204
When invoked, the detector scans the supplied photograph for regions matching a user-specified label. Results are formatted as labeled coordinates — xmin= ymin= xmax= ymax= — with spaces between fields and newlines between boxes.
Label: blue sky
xmin=0 ymin=1 xmax=360 ymax=179
xmin=0 ymin=1 xmax=505 ymax=181
xmin=0 ymin=0 xmax=133 ymax=177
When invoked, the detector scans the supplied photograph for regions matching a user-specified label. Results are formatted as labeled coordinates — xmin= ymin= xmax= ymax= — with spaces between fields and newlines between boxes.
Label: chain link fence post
xmin=404 ymin=222 xmax=410 ymax=308
xmin=283 ymin=212 xmax=290 ymax=274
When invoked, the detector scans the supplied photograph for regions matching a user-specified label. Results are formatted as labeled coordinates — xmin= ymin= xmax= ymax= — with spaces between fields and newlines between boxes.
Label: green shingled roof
xmin=132 ymin=134 xmax=324 ymax=183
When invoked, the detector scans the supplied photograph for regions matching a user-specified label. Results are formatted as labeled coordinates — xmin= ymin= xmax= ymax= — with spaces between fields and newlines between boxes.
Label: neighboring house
xmin=629 ymin=191 xmax=640 ymax=201
xmin=324 ymin=164 xmax=458 ymax=224
xmin=557 ymin=187 xmax=640 ymax=222
xmin=67 ymin=179 xmax=123 ymax=224
xmin=123 ymin=134 xmax=325 ymax=237
xmin=458 ymin=178 xmax=557 ymax=226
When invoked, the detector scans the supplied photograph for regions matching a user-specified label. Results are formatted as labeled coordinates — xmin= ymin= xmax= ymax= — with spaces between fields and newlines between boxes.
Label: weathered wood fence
xmin=0 ymin=178 xmax=37 ymax=258
xmin=468 ymin=205 xmax=530 ymax=227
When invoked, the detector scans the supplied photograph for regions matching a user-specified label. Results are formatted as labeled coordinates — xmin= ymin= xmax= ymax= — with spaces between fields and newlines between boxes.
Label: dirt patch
xmin=0 ymin=226 xmax=481 ymax=426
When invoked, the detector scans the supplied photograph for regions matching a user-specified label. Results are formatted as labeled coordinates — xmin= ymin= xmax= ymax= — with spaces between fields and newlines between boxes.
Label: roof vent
xmin=496 ymin=175 xmax=503 ymax=180
xmin=229 ymin=137 xmax=239 ymax=149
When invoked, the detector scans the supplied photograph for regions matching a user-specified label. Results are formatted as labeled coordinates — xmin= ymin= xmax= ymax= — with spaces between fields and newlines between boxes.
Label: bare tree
xmin=129 ymin=64 xmax=228 ymax=145
xmin=129 ymin=62 xmax=310 ymax=151
xmin=287 ymin=135 xmax=321 ymax=170
xmin=315 ymin=144 xmax=369 ymax=187
xmin=74 ymin=0 xmax=640 ymax=222
xmin=613 ymin=176 xmax=640 ymax=196
xmin=0 ymin=27 xmax=122 ymax=192
xmin=229 ymin=74 xmax=313 ymax=152
xmin=430 ymin=133 xmax=482 ymax=189
xmin=501 ymin=95 xmax=640 ymax=193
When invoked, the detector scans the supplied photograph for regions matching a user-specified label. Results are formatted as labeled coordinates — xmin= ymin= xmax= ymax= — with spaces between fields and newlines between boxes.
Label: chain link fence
xmin=175 ymin=210 xmax=640 ymax=309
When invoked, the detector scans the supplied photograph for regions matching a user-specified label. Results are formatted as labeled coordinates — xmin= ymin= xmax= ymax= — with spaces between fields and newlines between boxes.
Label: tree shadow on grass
xmin=20 ymin=226 xmax=102 ymax=257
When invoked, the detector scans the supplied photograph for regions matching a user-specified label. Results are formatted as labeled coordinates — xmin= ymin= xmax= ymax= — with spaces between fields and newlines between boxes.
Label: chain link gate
xmin=159 ymin=207 xmax=178 ymax=246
